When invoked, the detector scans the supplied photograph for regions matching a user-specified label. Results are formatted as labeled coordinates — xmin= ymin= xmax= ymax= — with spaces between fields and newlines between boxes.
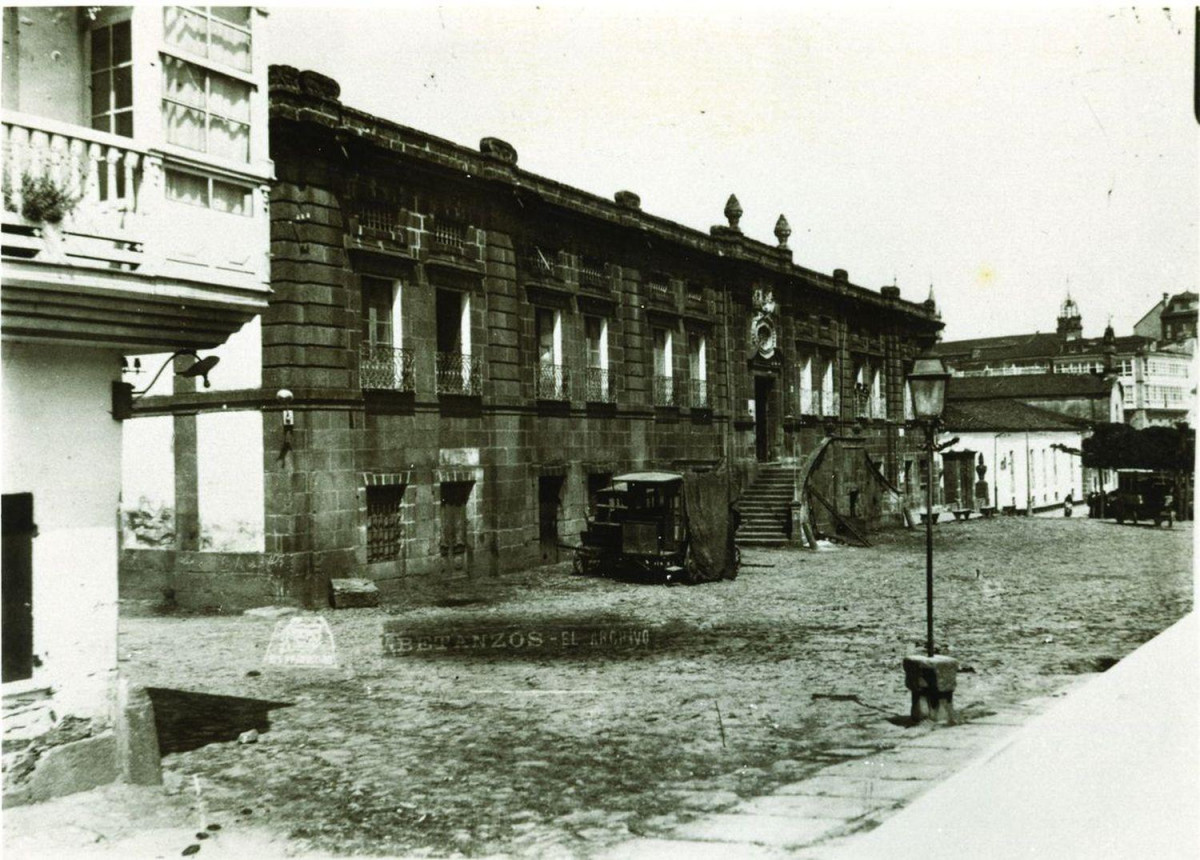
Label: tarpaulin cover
xmin=681 ymin=471 xmax=738 ymax=583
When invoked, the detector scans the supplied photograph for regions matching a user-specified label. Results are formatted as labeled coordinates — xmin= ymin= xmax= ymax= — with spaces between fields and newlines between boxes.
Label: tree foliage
xmin=1082 ymin=422 xmax=1194 ymax=471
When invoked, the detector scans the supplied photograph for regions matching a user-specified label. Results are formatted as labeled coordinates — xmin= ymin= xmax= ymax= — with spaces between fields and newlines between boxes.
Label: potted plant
xmin=17 ymin=172 xmax=79 ymax=225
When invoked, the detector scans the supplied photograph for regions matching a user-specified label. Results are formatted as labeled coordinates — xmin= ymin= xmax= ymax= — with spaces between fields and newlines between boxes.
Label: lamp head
xmin=908 ymin=351 xmax=950 ymax=421
xmin=175 ymin=352 xmax=220 ymax=389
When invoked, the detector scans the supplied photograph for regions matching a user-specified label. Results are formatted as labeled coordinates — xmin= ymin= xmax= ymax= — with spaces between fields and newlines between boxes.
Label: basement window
xmin=366 ymin=484 xmax=405 ymax=563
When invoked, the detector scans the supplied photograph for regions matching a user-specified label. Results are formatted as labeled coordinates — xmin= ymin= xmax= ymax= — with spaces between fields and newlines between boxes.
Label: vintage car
xmin=573 ymin=471 xmax=739 ymax=584
xmin=1089 ymin=469 xmax=1180 ymax=525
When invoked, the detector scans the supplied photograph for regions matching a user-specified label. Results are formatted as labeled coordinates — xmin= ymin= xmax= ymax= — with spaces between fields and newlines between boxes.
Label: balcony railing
xmin=360 ymin=344 xmax=415 ymax=392
xmin=585 ymin=367 xmax=616 ymax=403
xmin=3 ymin=115 xmax=147 ymax=256
xmin=429 ymin=221 xmax=467 ymax=255
xmin=652 ymin=374 xmax=676 ymax=407
xmin=579 ymin=258 xmax=607 ymax=290
xmin=689 ymin=378 xmax=709 ymax=409
xmin=535 ymin=363 xmax=570 ymax=400
xmin=523 ymin=247 xmax=557 ymax=280
xmin=435 ymin=351 xmax=483 ymax=396
xmin=647 ymin=281 xmax=672 ymax=302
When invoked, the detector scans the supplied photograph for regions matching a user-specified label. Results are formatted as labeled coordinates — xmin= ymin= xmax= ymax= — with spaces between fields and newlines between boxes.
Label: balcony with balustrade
xmin=688 ymin=378 xmax=710 ymax=410
xmin=360 ymin=344 xmax=416 ymax=393
xmin=578 ymin=257 xmax=608 ymax=292
xmin=585 ymin=367 xmax=616 ymax=404
xmin=435 ymin=351 xmax=484 ymax=397
xmin=534 ymin=362 xmax=570 ymax=401
xmin=2 ymin=6 xmax=271 ymax=352
xmin=652 ymin=374 xmax=677 ymax=408
xmin=2 ymin=114 xmax=269 ymax=350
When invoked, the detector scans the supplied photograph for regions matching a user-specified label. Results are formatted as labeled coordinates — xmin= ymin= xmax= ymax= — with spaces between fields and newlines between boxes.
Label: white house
xmin=939 ymin=399 xmax=1098 ymax=514
xmin=2 ymin=5 xmax=271 ymax=802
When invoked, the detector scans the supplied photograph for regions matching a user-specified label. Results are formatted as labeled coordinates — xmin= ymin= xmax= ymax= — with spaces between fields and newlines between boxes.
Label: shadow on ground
xmin=146 ymin=688 xmax=292 ymax=754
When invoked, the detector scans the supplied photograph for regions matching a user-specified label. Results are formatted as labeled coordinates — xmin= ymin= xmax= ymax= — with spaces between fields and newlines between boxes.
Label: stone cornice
xmin=269 ymin=66 xmax=942 ymax=333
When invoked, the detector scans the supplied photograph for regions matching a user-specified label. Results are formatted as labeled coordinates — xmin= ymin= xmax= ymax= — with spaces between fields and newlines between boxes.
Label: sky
xmin=269 ymin=3 xmax=1197 ymax=341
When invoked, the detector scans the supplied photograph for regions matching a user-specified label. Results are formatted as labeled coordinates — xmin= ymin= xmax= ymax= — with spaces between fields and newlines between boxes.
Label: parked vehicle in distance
xmin=574 ymin=471 xmax=739 ymax=584
xmin=1089 ymin=470 xmax=1181 ymax=525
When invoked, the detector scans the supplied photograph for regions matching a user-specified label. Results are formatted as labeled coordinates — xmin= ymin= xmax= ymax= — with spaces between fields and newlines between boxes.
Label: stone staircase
xmin=735 ymin=464 xmax=794 ymax=547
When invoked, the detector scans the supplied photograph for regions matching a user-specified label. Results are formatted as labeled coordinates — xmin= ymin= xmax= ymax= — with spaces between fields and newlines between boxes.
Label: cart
xmin=573 ymin=471 xmax=740 ymax=584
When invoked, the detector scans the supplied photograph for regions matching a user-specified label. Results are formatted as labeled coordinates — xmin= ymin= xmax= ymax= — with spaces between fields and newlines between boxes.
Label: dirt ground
xmin=37 ymin=518 xmax=1200 ymax=857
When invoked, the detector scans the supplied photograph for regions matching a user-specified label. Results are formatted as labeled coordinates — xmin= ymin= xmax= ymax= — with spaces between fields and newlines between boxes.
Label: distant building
xmin=946 ymin=374 xmax=1124 ymax=426
xmin=935 ymin=295 xmax=1193 ymax=429
xmin=1134 ymin=291 xmax=1198 ymax=347
xmin=2 ymin=6 xmax=271 ymax=801
xmin=117 ymin=65 xmax=942 ymax=610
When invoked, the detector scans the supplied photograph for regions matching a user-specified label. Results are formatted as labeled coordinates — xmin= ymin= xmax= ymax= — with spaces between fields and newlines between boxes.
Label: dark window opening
xmin=440 ymin=482 xmax=472 ymax=567
xmin=365 ymin=484 xmax=405 ymax=563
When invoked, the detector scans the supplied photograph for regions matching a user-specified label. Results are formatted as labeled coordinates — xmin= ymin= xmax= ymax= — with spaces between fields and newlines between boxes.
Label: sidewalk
xmin=809 ymin=611 xmax=1198 ymax=860
xmin=601 ymin=612 xmax=1198 ymax=860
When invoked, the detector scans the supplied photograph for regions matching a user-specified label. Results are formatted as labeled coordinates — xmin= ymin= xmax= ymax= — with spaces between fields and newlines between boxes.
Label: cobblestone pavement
xmin=6 ymin=518 xmax=1191 ymax=858
xmin=597 ymin=684 xmax=1090 ymax=859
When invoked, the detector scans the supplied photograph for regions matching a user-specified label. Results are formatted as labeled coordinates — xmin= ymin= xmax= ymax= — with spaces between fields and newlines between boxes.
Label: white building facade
xmin=2 ymin=5 xmax=271 ymax=802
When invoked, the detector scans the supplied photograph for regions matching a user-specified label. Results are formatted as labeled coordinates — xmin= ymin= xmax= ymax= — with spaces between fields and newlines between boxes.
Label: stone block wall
xmin=119 ymin=67 xmax=942 ymax=611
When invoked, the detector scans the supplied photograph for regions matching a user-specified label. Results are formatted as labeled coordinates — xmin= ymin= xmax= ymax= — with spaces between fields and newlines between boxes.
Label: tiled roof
xmin=942 ymin=399 xmax=1088 ymax=432
xmin=947 ymin=373 xmax=1112 ymax=400
xmin=935 ymin=332 xmax=1152 ymax=363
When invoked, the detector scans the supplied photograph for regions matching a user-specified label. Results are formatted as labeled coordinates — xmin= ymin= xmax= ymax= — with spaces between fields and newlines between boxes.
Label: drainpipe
xmin=1025 ymin=431 xmax=1032 ymax=514
xmin=993 ymin=433 xmax=999 ymax=509
xmin=721 ymin=285 xmax=733 ymax=472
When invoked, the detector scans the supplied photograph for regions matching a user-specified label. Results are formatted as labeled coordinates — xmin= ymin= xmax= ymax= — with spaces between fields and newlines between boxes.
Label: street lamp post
xmin=904 ymin=351 xmax=957 ymax=723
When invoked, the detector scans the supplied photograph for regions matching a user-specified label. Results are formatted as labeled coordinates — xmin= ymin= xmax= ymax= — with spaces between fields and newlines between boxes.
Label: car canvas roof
xmin=612 ymin=471 xmax=683 ymax=484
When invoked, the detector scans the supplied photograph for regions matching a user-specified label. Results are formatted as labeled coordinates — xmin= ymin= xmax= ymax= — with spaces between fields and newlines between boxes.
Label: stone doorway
xmin=538 ymin=475 xmax=564 ymax=563
xmin=754 ymin=375 xmax=776 ymax=462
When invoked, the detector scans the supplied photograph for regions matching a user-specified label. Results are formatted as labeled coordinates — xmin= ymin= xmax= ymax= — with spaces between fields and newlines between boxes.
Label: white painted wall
xmin=120 ymin=415 xmax=175 ymax=548
xmin=1 ymin=341 xmax=119 ymax=721
xmin=943 ymin=429 xmax=1086 ymax=512
xmin=196 ymin=410 xmax=264 ymax=552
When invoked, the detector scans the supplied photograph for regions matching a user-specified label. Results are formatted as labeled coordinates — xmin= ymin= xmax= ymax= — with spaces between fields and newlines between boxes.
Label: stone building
xmin=1134 ymin=291 xmax=1198 ymax=347
xmin=936 ymin=296 xmax=1194 ymax=429
xmin=119 ymin=66 xmax=941 ymax=610
xmin=3 ymin=5 xmax=271 ymax=800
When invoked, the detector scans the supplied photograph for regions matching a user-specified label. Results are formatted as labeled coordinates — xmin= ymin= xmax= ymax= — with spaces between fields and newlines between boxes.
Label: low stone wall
xmin=120 ymin=549 xmax=277 ymax=613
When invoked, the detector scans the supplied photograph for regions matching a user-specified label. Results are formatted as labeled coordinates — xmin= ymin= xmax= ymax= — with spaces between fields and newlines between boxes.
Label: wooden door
xmin=2 ymin=493 xmax=35 ymax=683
